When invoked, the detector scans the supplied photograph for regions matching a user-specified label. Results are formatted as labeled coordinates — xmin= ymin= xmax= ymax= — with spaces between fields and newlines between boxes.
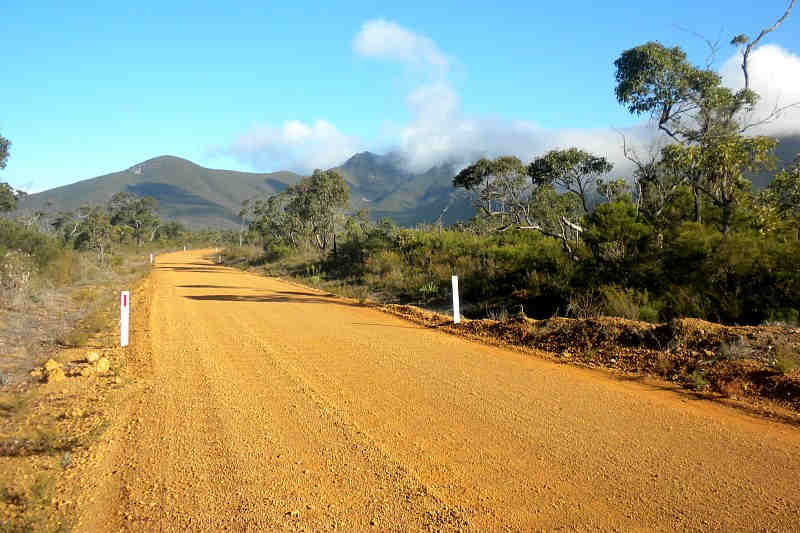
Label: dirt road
xmin=81 ymin=250 xmax=800 ymax=531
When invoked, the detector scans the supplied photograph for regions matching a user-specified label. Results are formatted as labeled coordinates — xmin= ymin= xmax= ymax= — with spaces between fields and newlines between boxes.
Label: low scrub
xmin=236 ymin=217 xmax=800 ymax=326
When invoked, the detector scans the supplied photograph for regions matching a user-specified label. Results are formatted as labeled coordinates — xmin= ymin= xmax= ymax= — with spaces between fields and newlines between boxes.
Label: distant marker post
xmin=452 ymin=275 xmax=460 ymax=324
xmin=149 ymin=253 xmax=153 ymax=264
xmin=120 ymin=291 xmax=130 ymax=347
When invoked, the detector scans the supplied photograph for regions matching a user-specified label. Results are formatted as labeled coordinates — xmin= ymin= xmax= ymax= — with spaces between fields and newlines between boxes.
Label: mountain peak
xmin=344 ymin=151 xmax=381 ymax=164
xmin=129 ymin=155 xmax=196 ymax=170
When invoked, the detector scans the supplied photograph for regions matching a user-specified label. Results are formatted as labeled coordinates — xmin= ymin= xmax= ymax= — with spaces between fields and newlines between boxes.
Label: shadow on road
xmin=155 ymin=266 xmax=228 ymax=273
xmin=609 ymin=372 xmax=800 ymax=428
xmin=177 ymin=285 xmax=254 ymax=289
xmin=351 ymin=322 xmax=421 ymax=330
xmin=183 ymin=293 xmax=363 ymax=308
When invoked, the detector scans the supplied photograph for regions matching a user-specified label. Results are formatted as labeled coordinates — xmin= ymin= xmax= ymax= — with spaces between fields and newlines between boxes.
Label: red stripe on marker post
xmin=120 ymin=290 xmax=130 ymax=347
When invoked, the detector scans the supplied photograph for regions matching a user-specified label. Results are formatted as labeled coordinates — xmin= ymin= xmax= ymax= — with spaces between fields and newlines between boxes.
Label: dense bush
xmin=240 ymin=210 xmax=800 ymax=326
xmin=0 ymin=218 xmax=62 ymax=270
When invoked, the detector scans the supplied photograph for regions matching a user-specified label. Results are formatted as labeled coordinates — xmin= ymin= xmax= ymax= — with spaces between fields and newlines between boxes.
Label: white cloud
xmin=720 ymin=44 xmax=800 ymax=137
xmin=224 ymin=22 xmax=799 ymax=179
xmin=353 ymin=19 xmax=450 ymax=77
xmin=391 ymin=41 xmax=800 ymax=175
xmin=226 ymin=120 xmax=363 ymax=173
xmin=392 ymin=78 xmax=651 ymax=176
xmin=351 ymin=20 xmax=651 ymax=175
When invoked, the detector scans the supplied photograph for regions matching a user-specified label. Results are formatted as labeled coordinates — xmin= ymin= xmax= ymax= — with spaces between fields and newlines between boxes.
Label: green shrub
xmin=263 ymin=243 xmax=293 ymax=263
xmin=689 ymin=369 xmax=709 ymax=390
xmin=774 ymin=343 xmax=798 ymax=374
xmin=765 ymin=308 xmax=799 ymax=327
xmin=600 ymin=286 xmax=641 ymax=320
xmin=599 ymin=285 xmax=659 ymax=322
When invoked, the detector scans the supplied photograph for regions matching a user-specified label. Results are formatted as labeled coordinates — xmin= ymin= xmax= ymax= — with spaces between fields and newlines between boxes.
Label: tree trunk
xmin=721 ymin=201 xmax=732 ymax=235
xmin=693 ymin=186 xmax=702 ymax=224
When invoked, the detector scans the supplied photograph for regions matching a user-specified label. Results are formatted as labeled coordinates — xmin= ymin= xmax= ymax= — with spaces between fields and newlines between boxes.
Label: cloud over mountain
xmin=223 ymin=20 xmax=800 ymax=177
xmin=226 ymin=120 xmax=363 ymax=173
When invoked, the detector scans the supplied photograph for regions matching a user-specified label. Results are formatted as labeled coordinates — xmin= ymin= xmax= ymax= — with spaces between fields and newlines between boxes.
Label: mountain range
xmin=16 ymin=134 xmax=800 ymax=229
xmin=17 ymin=152 xmax=472 ymax=228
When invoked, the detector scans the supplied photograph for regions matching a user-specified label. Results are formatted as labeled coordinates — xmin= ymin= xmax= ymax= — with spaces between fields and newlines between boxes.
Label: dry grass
xmin=0 ymin=246 xmax=154 ymax=531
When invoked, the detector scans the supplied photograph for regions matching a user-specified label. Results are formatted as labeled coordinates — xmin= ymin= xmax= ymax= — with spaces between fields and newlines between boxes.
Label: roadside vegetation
xmin=0 ymin=138 xmax=234 ymax=529
xmin=230 ymin=24 xmax=800 ymax=327
xmin=222 ymin=11 xmax=800 ymax=414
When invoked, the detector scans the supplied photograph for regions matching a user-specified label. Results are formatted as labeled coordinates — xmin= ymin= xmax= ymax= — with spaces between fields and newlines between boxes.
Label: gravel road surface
xmin=81 ymin=250 xmax=800 ymax=531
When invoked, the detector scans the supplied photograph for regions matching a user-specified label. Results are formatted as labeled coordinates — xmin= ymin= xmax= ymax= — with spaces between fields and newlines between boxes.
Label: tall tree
xmin=1 ymin=135 xmax=18 ymax=213
xmin=0 ymin=135 xmax=9 ymax=170
xmin=760 ymin=156 xmax=800 ymax=239
xmin=614 ymin=38 xmax=778 ymax=231
xmin=108 ymin=192 xmax=160 ymax=246
xmin=251 ymin=192 xmax=303 ymax=248
xmin=528 ymin=148 xmax=613 ymax=213
xmin=731 ymin=0 xmax=796 ymax=90
xmin=250 ymin=169 xmax=349 ymax=252
xmin=0 ymin=183 xmax=18 ymax=213
xmin=453 ymin=151 xmax=612 ymax=258
xmin=286 ymin=169 xmax=349 ymax=252
xmin=75 ymin=205 xmax=112 ymax=263
xmin=452 ymin=156 xmax=529 ymax=227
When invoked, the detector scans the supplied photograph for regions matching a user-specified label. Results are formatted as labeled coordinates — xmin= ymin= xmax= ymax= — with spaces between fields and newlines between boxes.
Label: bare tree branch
xmin=674 ymin=24 xmax=722 ymax=69
xmin=742 ymin=0 xmax=796 ymax=89
xmin=739 ymin=101 xmax=800 ymax=133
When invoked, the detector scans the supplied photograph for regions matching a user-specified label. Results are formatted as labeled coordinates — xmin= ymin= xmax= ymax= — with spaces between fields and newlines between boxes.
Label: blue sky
xmin=2 ymin=1 xmax=800 ymax=191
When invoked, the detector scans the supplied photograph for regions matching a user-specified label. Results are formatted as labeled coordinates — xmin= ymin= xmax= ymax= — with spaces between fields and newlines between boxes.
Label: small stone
xmin=44 ymin=359 xmax=62 ymax=372
xmin=95 ymin=357 xmax=110 ymax=374
xmin=370 ymin=518 xmax=378 ymax=526
xmin=86 ymin=351 xmax=100 ymax=363
xmin=286 ymin=509 xmax=300 ymax=518
xmin=45 ymin=367 xmax=66 ymax=383
xmin=67 ymin=407 xmax=84 ymax=418
xmin=30 ymin=368 xmax=43 ymax=378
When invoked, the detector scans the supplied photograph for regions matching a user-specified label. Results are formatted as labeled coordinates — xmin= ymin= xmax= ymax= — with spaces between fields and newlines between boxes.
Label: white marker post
xmin=452 ymin=275 xmax=461 ymax=324
xmin=149 ymin=253 xmax=153 ymax=264
xmin=183 ymin=245 xmax=186 ymax=251
xmin=120 ymin=291 xmax=130 ymax=347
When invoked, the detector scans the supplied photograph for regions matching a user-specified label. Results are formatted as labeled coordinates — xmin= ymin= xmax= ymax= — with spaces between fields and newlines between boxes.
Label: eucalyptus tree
xmin=251 ymin=192 xmax=302 ymax=248
xmin=75 ymin=205 xmax=112 ymax=263
xmin=108 ymin=192 xmax=160 ymax=245
xmin=612 ymin=4 xmax=795 ymax=234
xmin=453 ymin=151 xmax=613 ymax=258
xmin=251 ymin=169 xmax=349 ymax=253
xmin=0 ymin=183 xmax=18 ymax=213
xmin=0 ymin=135 xmax=9 ymax=170
xmin=614 ymin=42 xmax=775 ymax=232
xmin=287 ymin=169 xmax=349 ymax=252
xmin=1 ymin=135 xmax=19 ymax=213
xmin=528 ymin=148 xmax=613 ymax=213
xmin=759 ymin=156 xmax=800 ymax=239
